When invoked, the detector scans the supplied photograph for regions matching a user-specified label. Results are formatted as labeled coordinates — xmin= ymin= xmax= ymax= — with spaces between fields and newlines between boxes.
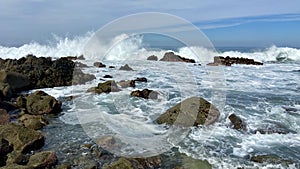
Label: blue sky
xmin=0 ymin=0 xmax=300 ymax=47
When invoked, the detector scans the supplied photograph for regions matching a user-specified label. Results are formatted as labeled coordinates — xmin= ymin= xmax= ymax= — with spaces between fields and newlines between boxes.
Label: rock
xmin=119 ymin=64 xmax=133 ymax=71
xmin=103 ymin=75 xmax=113 ymax=78
xmin=96 ymin=136 xmax=120 ymax=152
xmin=228 ymin=114 xmax=247 ymax=131
xmin=156 ymin=97 xmax=220 ymax=127
xmin=133 ymin=156 xmax=162 ymax=169
xmin=18 ymin=114 xmax=48 ymax=130
xmin=6 ymin=151 xmax=29 ymax=165
xmin=103 ymin=158 xmax=133 ymax=169
xmin=250 ymin=155 xmax=293 ymax=165
xmin=0 ymin=101 xmax=18 ymax=112
xmin=75 ymin=62 xmax=88 ymax=68
xmin=118 ymin=80 xmax=135 ymax=88
xmin=147 ymin=55 xmax=158 ymax=61
xmin=0 ymin=123 xmax=44 ymax=153
xmin=130 ymin=89 xmax=159 ymax=99
xmin=27 ymin=151 xmax=58 ymax=169
xmin=72 ymin=69 xmax=96 ymax=85
xmin=0 ymin=71 xmax=31 ymax=98
xmin=207 ymin=56 xmax=263 ymax=66
xmin=64 ymin=55 xmax=85 ymax=60
xmin=94 ymin=62 xmax=106 ymax=68
xmin=181 ymin=155 xmax=212 ymax=169
xmin=134 ymin=77 xmax=147 ymax=83
xmin=0 ymin=138 xmax=13 ymax=167
xmin=109 ymin=66 xmax=115 ymax=69
xmin=87 ymin=80 xmax=121 ymax=94
xmin=26 ymin=91 xmax=62 ymax=115
xmin=0 ymin=109 xmax=10 ymax=125
xmin=16 ymin=95 xmax=27 ymax=108
xmin=159 ymin=52 xmax=195 ymax=63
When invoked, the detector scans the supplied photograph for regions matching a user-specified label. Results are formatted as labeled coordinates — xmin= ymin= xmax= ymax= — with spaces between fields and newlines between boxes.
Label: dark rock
xmin=26 ymin=91 xmax=62 ymax=115
xmin=0 ymin=123 xmax=45 ymax=153
xmin=0 ymin=101 xmax=18 ymax=112
xmin=109 ymin=66 xmax=116 ymax=69
xmin=118 ymin=80 xmax=135 ymax=88
xmin=6 ymin=151 xmax=30 ymax=165
xmin=250 ymin=155 xmax=293 ymax=165
xmin=156 ymin=97 xmax=220 ymax=127
xmin=228 ymin=114 xmax=247 ymax=131
xmin=0 ymin=138 xmax=13 ymax=167
xmin=94 ymin=62 xmax=106 ymax=68
xmin=207 ymin=56 xmax=263 ymax=66
xmin=103 ymin=158 xmax=133 ymax=169
xmin=87 ymin=80 xmax=121 ymax=94
xmin=147 ymin=55 xmax=158 ymax=61
xmin=159 ymin=52 xmax=195 ymax=63
xmin=130 ymin=89 xmax=159 ymax=99
xmin=134 ymin=77 xmax=147 ymax=83
xmin=119 ymin=64 xmax=133 ymax=71
xmin=103 ymin=75 xmax=113 ymax=78
xmin=64 ymin=55 xmax=85 ymax=60
xmin=16 ymin=95 xmax=27 ymax=108
xmin=27 ymin=151 xmax=58 ymax=169
xmin=133 ymin=156 xmax=162 ymax=169
xmin=0 ymin=109 xmax=10 ymax=125
xmin=18 ymin=114 xmax=48 ymax=130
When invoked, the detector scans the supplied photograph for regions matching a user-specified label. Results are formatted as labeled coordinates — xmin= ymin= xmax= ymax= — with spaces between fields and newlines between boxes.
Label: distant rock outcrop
xmin=147 ymin=55 xmax=158 ymax=61
xmin=207 ymin=56 xmax=263 ymax=66
xmin=119 ymin=64 xmax=134 ymax=71
xmin=160 ymin=52 xmax=195 ymax=63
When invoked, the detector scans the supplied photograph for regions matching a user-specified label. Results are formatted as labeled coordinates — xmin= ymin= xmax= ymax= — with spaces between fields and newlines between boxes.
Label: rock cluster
xmin=207 ymin=56 xmax=263 ymax=66
xmin=159 ymin=52 xmax=195 ymax=63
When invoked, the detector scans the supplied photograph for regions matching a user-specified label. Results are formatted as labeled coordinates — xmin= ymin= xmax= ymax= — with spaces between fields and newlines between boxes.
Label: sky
xmin=0 ymin=0 xmax=300 ymax=47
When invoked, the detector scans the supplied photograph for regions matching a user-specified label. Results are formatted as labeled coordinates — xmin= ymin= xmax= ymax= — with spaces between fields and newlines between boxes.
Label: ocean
xmin=1 ymin=32 xmax=300 ymax=168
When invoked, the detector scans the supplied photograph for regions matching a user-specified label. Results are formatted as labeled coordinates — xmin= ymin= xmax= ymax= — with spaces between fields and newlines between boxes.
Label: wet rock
xmin=64 ymin=55 xmax=85 ymax=60
xmin=118 ymin=80 xmax=135 ymax=88
xmin=6 ymin=151 xmax=29 ymax=165
xmin=0 ymin=123 xmax=44 ymax=153
xmin=119 ymin=64 xmax=133 ymax=71
xmin=160 ymin=52 xmax=195 ymax=63
xmin=26 ymin=91 xmax=62 ymax=115
xmin=0 ymin=101 xmax=18 ymax=112
xmin=181 ymin=155 xmax=212 ymax=169
xmin=94 ymin=62 xmax=106 ymax=68
xmin=130 ymin=89 xmax=159 ymax=99
xmin=134 ymin=77 xmax=147 ymax=83
xmin=0 ymin=138 xmax=13 ymax=167
xmin=147 ymin=55 xmax=158 ymax=61
xmin=156 ymin=97 xmax=220 ymax=127
xmin=0 ymin=109 xmax=10 ymax=125
xmin=103 ymin=75 xmax=113 ymax=78
xmin=18 ymin=114 xmax=48 ymax=130
xmin=27 ymin=151 xmax=58 ymax=169
xmin=103 ymin=158 xmax=133 ymax=169
xmin=250 ymin=155 xmax=293 ymax=165
xmin=109 ymin=66 xmax=116 ymax=69
xmin=228 ymin=114 xmax=247 ymax=131
xmin=87 ymin=80 xmax=121 ymax=94
xmin=96 ymin=136 xmax=120 ymax=152
xmin=207 ymin=56 xmax=263 ymax=66
xmin=16 ymin=95 xmax=27 ymax=108
xmin=133 ymin=156 xmax=162 ymax=169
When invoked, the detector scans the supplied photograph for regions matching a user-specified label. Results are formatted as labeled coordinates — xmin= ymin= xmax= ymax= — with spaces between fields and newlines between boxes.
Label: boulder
xmin=0 ymin=138 xmax=13 ymax=167
xmin=207 ymin=56 xmax=263 ymax=66
xmin=228 ymin=114 xmax=247 ymax=131
xmin=87 ymin=80 xmax=121 ymax=94
xmin=119 ymin=64 xmax=134 ymax=71
xmin=6 ymin=151 xmax=29 ymax=165
xmin=250 ymin=155 xmax=293 ymax=165
xmin=147 ymin=55 xmax=158 ymax=61
xmin=27 ymin=151 xmax=58 ymax=169
xmin=160 ymin=52 xmax=195 ymax=63
xmin=118 ymin=80 xmax=135 ymax=88
xmin=103 ymin=158 xmax=133 ymax=169
xmin=109 ymin=66 xmax=116 ymax=69
xmin=26 ymin=91 xmax=62 ymax=115
xmin=94 ymin=62 xmax=106 ymax=68
xmin=130 ymin=89 xmax=159 ymax=99
xmin=156 ymin=97 xmax=220 ymax=127
xmin=0 ymin=109 xmax=10 ymax=125
xmin=103 ymin=75 xmax=113 ymax=78
xmin=18 ymin=114 xmax=48 ymax=130
xmin=134 ymin=77 xmax=147 ymax=83
xmin=0 ymin=123 xmax=44 ymax=153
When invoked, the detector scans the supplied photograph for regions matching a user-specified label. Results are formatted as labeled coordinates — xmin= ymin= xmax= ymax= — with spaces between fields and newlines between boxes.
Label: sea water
xmin=1 ymin=33 xmax=300 ymax=168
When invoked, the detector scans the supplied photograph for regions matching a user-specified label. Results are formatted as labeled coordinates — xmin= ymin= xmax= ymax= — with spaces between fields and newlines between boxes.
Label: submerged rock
xmin=0 ymin=123 xmax=44 ymax=153
xmin=156 ymin=97 xmax=220 ymax=127
xmin=207 ymin=56 xmax=263 ymax=66
xmin=160 ymin=52 xmax=195 ymax=63
xmin=119 ymin=64 xmax=134 ymax=71
xmin=26 ymin=91 xmax=62 ymax=115
xmin=228 ymin=114 xmax=247 ymax=131
xmin=130 ymin=89 xmax=159 ymax=99
xmin=87 ymin=80 xmax=121 ymax=94
xmin=147 ymin=55 xmax=158 ymax=61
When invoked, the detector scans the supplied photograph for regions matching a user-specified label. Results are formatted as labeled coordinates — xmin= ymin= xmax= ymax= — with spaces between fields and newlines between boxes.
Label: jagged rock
xmin=156 ymin=97 xmax=220 ymax=127
xmin=130 ymin=89 xmax=158 ymax=99
xmin=207 ymin=56 xmax=263 ymax=66
xmin=27 ymin=151 xmax=58 ymax=169
xmin=134 ymin=77 xmax=147 ymax=82
xmin=118 ymin=80 xmax=135 ymax=88
xmin=103 ymin=158 xmax=133 ymax=169
xmin=26 ymin=91 xmax=62 ymax=115
xmin=250 ymin=155 xmax=293 ymax=165
xmin=18 ymin=114 xmax=48 ymax=130
xmin=119 ymin=64 xmax=134 ymax=71
xmin=94 ymin=62 xmax=106 ymax=68
xmin=228 ymin=114 xmax=247 ymax=131
xmin=147 ymin=55 xmax=158 ymax=61
xmin=103 ymin=75 xmax=113 ymax=78
xmin=0 ymin=109 xmax=10 ymax=125
xmin=160 ymin=52 xmax=195 ymax=63
xmin=0 ymin=123 xmax=44 ymax=153
xmin=87 ymin=80 xmax=121 ymax=94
